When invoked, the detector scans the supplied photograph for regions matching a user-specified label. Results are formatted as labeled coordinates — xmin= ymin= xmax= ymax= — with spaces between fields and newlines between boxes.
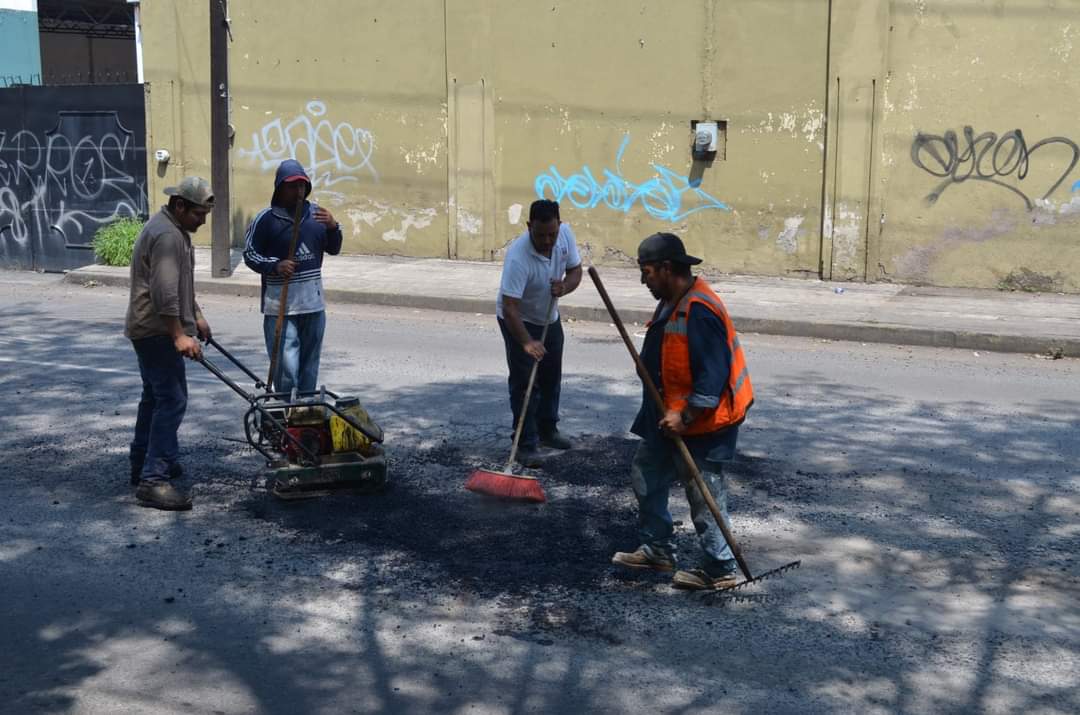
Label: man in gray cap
xmin=611 ymin=233 xmax=755 ymax=590
xmin=124 ymin=177 xmax=215 ymax=510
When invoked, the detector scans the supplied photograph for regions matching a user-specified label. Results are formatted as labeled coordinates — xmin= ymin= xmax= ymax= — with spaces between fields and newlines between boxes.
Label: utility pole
xmin=209 ymin=0 xmax=231 ymax=277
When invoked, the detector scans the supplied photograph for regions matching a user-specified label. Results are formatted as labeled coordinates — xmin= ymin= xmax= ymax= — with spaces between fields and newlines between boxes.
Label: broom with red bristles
xmin=464 ymin=297 xmax=555 ymax=503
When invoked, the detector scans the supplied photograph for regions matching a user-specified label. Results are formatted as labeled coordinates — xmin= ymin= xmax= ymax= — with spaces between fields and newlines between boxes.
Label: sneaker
xmin=130 ymin=461 xmax=183 ymax=486
xmin=539 ymin=429 xmax=572 ymax=450
xmin=672 ymin=567 xmax=739 ymax=591
xmin=611 ymin=546 xmax=676 ymax=573
xmin=515 ymin=447 xmax=544 ymax=469
xmin=135 ymin=480 xmax=193 ymax=511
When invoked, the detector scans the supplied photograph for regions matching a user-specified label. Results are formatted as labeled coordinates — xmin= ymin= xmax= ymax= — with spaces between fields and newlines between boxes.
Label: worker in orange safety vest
xmin=611 ymin=232 xmax=754 ymax=591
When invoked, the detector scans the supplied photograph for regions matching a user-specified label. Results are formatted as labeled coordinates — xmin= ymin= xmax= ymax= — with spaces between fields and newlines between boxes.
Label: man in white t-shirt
xmin=496 ymin=199 xmax=582 ymax=467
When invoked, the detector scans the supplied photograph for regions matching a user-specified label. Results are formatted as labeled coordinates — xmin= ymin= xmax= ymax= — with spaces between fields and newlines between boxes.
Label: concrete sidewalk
xmin=67 ymin=248 xmax=1080 ymax=357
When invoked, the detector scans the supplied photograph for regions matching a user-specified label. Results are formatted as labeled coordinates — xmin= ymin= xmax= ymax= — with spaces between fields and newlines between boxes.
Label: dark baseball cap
xmin=637 ymin=233 xmax=702 ymax=265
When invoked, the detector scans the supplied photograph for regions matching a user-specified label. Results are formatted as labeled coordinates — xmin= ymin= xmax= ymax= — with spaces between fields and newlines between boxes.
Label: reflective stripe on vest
xmin=659 ymin=278 xmax=754 ymax=435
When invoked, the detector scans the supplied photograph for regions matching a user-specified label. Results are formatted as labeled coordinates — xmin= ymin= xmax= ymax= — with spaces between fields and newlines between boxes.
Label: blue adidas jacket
xmin=243 ymin=159 xmax=344 ymax=315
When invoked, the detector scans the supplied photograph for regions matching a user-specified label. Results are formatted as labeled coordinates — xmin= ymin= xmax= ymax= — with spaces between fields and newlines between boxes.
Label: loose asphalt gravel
xmin=0 ymin=272 xmax=1077 ymax=714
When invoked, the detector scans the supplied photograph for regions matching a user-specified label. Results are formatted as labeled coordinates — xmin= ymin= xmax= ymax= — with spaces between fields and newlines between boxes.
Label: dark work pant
xmin=130 ymin=335 xmax=188 ymax=481
xmin=498 ymin=317 xmax=564 ymax=451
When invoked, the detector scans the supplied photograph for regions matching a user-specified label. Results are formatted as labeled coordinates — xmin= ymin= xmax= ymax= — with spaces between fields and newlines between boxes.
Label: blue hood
xmin=273 ymin=159 xmax=312 ymax=196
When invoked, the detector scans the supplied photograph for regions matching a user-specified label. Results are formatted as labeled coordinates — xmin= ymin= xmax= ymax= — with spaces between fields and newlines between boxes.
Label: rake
xmin=588 ymin=266 xmax=800 ymax=591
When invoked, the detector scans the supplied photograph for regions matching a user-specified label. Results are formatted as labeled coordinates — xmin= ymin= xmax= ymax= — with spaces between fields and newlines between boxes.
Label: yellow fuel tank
xmin=329 ymin=397 xmax=376 ymax=455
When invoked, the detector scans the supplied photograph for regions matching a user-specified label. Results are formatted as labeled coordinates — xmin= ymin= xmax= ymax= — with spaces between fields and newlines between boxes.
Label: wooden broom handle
xmin=504 ymin=293 xmax=557 ymax=472
xmin=587 ymin=266 xmax=752 ymax=581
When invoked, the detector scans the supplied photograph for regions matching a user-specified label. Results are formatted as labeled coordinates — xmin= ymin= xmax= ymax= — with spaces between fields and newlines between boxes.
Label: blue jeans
xmin=130 ymin=335 xmax=188 ymax=481
xmin=498 ymin=316 xmax=563 ymax=451
xmin=263 ymin=311 xmax=326 ymax=394
xmin=630 ymin=438 xmax=735 ymax=567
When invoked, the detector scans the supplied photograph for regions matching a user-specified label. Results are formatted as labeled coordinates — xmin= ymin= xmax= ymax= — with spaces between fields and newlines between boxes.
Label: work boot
xmin=539 ymin=429 xmax=572 ymax=450
xmin=611 ymin=545 xmax=676 ymax=573
xmin=672 ymin=560 xmax=739 ymax=590
xmin=130 ymin=461 xmax=184 ymax=486
xmin=515 ymin=447 xmax=544 ymax=469
xmin=135 ymin=479 xmax=193 ymax=511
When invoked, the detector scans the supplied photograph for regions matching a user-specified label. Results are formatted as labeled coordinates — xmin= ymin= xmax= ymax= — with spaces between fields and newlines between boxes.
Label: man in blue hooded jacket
xmin=243 ymin=159 xmax=343 ymax=393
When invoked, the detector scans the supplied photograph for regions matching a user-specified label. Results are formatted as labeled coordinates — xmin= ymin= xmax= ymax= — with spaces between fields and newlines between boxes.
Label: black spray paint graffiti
xmin=911 ymin=127 xmax=1079 ymax=210
xmin=0 ymin=116 xmax=147 ymax=250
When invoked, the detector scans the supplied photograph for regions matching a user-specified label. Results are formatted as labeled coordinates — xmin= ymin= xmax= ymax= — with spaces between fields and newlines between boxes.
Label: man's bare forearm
xmin=161 ymin=315 xmax=186 ymax=340
xmin=563 ymin=265 xmax=582 ymax=294
xmin=502 ymin=300 xmax=534 ymax=347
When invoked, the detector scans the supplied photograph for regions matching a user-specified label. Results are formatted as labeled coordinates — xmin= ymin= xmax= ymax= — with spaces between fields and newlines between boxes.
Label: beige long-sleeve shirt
xmin=124 ymin=207 xmax=203 ymax=340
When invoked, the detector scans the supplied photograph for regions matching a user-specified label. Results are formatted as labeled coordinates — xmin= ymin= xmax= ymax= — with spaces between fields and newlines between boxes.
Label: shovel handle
xmin=588 ymin=266 xmax=753 ymax=581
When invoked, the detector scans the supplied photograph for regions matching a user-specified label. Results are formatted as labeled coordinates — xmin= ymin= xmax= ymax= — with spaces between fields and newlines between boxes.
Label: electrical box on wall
xmin=690 ymin=119 xmax=727 ymax=160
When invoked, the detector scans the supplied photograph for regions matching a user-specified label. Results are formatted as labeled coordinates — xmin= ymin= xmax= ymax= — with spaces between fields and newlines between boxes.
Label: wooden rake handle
xmin=587 ymin=266 xmax=753 ymax=581
xmin=265 ymin=198 xmax=306 ymax=392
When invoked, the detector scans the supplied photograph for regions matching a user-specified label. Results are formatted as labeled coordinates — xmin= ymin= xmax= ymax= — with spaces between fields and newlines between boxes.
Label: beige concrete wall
xmin=138 ymin=0 xmax=1080 ymax=291
xmin=227 ymin=0 xmax=449 ymax=257
xmin=141 ymin=0 xmax=212 ymax=240
xmin=447 ymin=0 xmax=829 ymax=272
xmin=873 ymin=0 xmax=1080 ymax=292
xmin=141 ymin=0 xmax=828 ymax=269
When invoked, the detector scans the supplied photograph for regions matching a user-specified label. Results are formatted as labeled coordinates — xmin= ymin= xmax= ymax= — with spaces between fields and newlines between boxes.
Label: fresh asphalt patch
xmin=236 ymin=434 xmax=782 ymax=606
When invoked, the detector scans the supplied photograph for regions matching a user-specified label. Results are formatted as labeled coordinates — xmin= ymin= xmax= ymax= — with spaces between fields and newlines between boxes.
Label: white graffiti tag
xmin=238 ymin=101 xmax=378 ymax=193
xmin=0 ymin=115 xmax=147 ymax=252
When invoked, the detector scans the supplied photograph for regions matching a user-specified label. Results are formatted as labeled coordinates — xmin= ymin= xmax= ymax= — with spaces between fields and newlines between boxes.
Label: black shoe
xmin=515 ymin=447 xmax=544 ymax=469
xmin=130 ymin=461 xmax=183 ymax=486
xmin=538 ymin=429 xmax=572 ymax=450
xmin=135 ymin=480 xmax=193 ymax=511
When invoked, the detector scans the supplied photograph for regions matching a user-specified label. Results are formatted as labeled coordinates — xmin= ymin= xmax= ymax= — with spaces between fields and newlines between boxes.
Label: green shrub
xmin=93 ymin=217 xmax=144 ymax=266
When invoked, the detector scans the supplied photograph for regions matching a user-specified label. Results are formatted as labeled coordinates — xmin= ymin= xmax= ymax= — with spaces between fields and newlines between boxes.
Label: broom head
xmin=464 ymin=468 xmax=546 ymax=503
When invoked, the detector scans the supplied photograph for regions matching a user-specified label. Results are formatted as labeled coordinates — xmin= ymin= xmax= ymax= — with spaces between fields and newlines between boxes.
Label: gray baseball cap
xmin=164 ymin=176 xmax=215 ymax=208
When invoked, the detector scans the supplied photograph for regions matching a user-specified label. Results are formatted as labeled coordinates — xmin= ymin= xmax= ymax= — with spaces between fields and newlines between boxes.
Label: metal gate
xmin=0 ymin=84 xmax=148 ymax=272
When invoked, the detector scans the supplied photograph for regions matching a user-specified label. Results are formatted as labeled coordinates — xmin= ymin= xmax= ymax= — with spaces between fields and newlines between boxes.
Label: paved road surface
xmin=1 ymin=273 xmax=1077 ymax=714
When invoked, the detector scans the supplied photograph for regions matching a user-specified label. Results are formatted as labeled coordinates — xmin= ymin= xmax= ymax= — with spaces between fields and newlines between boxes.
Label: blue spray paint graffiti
xmin=533 ymin=135 xmax=730 ymax=222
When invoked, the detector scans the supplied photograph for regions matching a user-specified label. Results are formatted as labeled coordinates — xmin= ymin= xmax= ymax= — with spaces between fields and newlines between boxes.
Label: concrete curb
xmin=66 ymin=269 xmax=1080 ymax=358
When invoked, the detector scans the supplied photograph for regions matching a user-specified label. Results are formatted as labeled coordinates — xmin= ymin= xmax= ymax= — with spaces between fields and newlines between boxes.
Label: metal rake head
xmin=704 ymin=560 xmax=802 ymax=604
xmin=704 ymin=591 xmax=776 ymax=605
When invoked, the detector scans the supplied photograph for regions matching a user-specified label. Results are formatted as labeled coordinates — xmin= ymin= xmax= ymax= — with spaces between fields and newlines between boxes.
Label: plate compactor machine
xmin=198 ymin=338 xmax=388 ymax=499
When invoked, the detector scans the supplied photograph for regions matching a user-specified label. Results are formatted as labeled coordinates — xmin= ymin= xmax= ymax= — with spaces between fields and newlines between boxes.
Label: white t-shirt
xmin=496 ymin=224 xmax=582 ymax=325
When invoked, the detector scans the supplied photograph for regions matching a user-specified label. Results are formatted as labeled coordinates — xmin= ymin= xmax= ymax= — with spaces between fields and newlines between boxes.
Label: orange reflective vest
xmin=653 ymin=277 xmax=753 ymax=435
